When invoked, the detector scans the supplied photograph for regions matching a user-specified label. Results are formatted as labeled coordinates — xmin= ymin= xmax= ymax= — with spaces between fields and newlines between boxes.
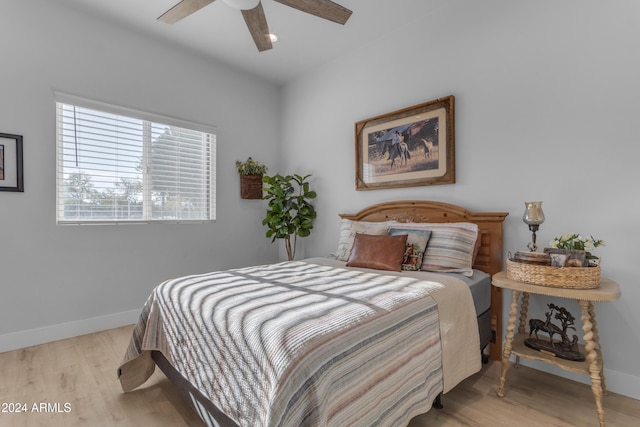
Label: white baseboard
xmin=518 ymin=358 xmax=640 ymax=401
xmin=0 ymin=309 xmax=140 ymax=353
xmin=604 ymin=367 xmax=640 ymax=400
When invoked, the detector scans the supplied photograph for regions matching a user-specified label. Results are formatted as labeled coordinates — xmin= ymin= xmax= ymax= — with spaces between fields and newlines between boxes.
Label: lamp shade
xmin=523 ymin=201 xmax=545 ymax=226
xmin=223 ymin=0 xmax=260 ymax=10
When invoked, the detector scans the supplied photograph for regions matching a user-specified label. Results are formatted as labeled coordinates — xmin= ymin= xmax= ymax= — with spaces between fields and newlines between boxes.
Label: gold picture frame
xmin=355 ymin=96 xmax=455 ymax=191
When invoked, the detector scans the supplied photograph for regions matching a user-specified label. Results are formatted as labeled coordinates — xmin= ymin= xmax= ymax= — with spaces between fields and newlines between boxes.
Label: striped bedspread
xmin=119 ymin=260 xmax=480 ymax=427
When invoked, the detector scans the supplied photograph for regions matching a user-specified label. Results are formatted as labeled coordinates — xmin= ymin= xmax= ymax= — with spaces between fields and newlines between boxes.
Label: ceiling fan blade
xmin=274 ymin=0 xmax=352 ymax=25
xmin=241 ymin=2 xmax=273 ymax=52
xmin=158 ymin=0 xmax=216 ymax=24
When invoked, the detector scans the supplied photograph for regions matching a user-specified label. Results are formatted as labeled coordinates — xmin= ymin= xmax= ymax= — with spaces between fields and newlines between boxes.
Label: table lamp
xmin=523 ymin=201 xmax=545 ymax=252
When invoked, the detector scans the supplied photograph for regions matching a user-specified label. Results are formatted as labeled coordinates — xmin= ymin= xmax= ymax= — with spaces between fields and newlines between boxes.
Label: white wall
xmin=281 ymin=0 xmax=640 ymax=399
xmin=2 ymin=0 xmax=639 ymax=403
xmin=0 ymin=0 xmax=281 ymax=350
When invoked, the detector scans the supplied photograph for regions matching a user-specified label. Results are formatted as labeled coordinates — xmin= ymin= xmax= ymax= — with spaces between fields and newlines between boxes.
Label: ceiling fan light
xmin=223 ymin=0 xmax=260 ymax=10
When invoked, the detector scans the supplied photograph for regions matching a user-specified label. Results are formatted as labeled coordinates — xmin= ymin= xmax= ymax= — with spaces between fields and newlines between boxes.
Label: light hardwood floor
xmin=1 ymin=325 xmax=638 ymax=427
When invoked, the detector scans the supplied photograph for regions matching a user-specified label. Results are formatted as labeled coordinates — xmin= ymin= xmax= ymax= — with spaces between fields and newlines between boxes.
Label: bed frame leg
xmin=481 ymin=343 xmax=490 ymax=364
xmin=432 ymin=393 xmax=444 ymax=409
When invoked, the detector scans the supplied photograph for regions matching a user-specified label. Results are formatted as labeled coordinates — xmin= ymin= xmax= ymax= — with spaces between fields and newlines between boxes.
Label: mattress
xmin=454 ymin=269 xmax=491 ymax=316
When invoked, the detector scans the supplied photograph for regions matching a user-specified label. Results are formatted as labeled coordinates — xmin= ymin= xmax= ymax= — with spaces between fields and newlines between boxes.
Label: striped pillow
xmin=333 ymin=219 xmax=390 ymax=261
xmin=388 ymin=222 xmax=479 ymax=276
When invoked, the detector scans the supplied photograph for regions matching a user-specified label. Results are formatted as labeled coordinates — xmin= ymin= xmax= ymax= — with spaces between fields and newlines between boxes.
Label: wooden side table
xmin=492 ymin=271 xmax=620 ymax=427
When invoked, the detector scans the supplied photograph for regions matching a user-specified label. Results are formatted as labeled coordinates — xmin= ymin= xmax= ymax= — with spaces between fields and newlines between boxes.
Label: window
xmin=56 ymin=95 xmax=216 ymax=224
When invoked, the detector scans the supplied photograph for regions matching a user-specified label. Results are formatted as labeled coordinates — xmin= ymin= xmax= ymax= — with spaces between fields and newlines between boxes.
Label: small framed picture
xmin=0 ymin=133 xmax=24 ymax=192
xmin=549 ymin=253 xmax=567 ymax=267
xmin=544 ymin=248 xmax=570 ymax=267
xmin=544 ymin=247 xmax=568 ymax=255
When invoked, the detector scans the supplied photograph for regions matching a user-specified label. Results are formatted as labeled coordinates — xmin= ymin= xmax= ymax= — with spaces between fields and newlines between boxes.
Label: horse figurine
xmin=525 ymin=305 xmax=584 ymax=361
xmin=529 ymin=311 xmax=564 ymax=346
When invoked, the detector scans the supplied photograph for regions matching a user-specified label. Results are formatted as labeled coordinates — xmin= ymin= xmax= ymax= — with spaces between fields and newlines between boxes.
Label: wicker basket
xmin=240 ymin=174 xmax=263 ymax=199
xmin=506 ymin=258 xmax=601 ymax=289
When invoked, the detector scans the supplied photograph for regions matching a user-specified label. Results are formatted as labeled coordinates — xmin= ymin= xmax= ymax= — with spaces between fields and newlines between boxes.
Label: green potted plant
xmin=235 ymin=157 xmax=267 ymax=199
xmin=262 ymin=173 xmax=317 ymax=261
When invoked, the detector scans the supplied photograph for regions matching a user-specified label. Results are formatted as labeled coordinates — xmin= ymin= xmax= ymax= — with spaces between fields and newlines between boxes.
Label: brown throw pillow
xmin=346 ymin=233 xmax=408 ymax=272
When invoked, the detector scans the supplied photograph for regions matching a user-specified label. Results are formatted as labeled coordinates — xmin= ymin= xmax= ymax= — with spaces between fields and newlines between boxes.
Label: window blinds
xmin=56 ymin=100 xmax=216 ymax=224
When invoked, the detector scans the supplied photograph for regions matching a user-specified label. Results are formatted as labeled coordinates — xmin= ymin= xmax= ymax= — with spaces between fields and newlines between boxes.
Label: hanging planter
xmin=240 ymin=174 xmax=264 ymax=199
xmin=236 ymin=157 xmax=267 ymax=199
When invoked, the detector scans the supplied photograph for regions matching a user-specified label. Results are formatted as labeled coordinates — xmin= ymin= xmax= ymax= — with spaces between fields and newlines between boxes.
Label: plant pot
xmin=240 ymin=174 xmax=263 ymax=199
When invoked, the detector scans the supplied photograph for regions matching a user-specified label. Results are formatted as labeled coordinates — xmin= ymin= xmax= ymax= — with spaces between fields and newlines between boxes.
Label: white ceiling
xmin=57 ymin=0 xmax=450 ymax=85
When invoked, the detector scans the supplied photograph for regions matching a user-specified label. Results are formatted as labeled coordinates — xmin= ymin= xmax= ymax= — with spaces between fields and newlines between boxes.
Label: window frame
xmin=55 ymin=92 xmax=217 ymax=225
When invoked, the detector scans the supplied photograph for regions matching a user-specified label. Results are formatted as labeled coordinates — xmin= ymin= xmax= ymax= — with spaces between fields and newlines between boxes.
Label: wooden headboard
xmin=340 ymin=200 xmax=508 ymax=360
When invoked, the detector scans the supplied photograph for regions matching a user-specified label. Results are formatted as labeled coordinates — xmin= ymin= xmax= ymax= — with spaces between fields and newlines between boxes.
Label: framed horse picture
xmin=354 ymin=96 xmax=455 ymax=191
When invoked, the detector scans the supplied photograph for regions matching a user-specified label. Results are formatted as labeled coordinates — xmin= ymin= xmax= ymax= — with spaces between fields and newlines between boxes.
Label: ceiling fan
xmin=158 ymin=0 xmax=353 ymax=52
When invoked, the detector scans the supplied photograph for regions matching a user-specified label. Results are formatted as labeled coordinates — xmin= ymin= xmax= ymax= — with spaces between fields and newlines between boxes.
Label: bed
xmin=337 ymin=200 xmax=508 ymax=363
xmin=118 ymin=200 xmax=507 ymax=427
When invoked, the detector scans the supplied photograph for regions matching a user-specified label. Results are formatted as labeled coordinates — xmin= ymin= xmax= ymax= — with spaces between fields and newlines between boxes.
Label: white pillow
xmin=332 ymin=219 xmax=390 ymax=261
xmin=388 ymin=222 xmax=479 ymax=276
